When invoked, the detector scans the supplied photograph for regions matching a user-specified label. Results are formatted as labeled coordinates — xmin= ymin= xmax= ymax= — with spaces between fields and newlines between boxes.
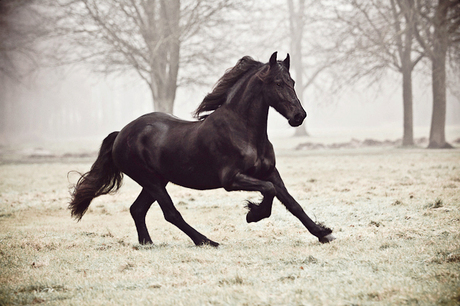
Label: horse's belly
xmin=167 ymin=168 xmax=222 ymax=190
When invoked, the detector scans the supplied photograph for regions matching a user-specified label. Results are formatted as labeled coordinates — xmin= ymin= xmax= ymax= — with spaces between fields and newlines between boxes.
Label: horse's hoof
xmin=140 ymin=239 xmax=154 ymax=245
xmin=246 ymin=203 xmax=270 ymax=223
xmin=246 ymin=212 xmax=257 ymax=223
xmin=319 ymin=234 xmax=336 ymax=244
xmin=208 ymin=240 xmax=220 ymax=248
xmin=246 ymin=212 xmax=271 ymax=223
xmin=197 ymin=240 xmax=219 ymax=248
xmin=246 ymin=202 xmax=259 ymax=223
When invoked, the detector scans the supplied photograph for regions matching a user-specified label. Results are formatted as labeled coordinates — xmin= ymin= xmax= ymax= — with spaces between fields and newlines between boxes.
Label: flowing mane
xmin=194 ymin=56 xmax=264 ymax=120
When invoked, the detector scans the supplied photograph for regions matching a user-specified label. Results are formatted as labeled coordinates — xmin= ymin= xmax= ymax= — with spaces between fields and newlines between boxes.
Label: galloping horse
xmin=69 ymin=52 xmax=335 ymax=246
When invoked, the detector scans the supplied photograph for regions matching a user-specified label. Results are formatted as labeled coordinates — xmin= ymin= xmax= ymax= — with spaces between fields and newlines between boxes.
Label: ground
xmin=0 ymin=139 xmax=459 ymax=305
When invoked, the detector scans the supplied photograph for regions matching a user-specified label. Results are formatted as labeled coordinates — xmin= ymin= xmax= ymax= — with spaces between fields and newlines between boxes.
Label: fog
xmin=1 ymin=65 xmax=459 ymax=146
xmin=181 ymin=71 xmax=460 ymax=141
xmin=1 ymin=0 xmax=459 ymax=148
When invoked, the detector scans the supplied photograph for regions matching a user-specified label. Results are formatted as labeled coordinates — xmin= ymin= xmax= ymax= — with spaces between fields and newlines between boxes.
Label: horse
xmin=69 ymin=52 xmax=336 ymax=247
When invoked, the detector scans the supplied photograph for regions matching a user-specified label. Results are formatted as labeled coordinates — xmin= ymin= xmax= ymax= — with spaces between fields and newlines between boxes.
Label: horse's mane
xmin=194 ymin=56 xmax=264 ymax=120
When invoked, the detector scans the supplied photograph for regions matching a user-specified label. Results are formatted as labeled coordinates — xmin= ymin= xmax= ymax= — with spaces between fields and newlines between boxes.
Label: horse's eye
xmin=276 ymin=82 xmax=282 ymax=87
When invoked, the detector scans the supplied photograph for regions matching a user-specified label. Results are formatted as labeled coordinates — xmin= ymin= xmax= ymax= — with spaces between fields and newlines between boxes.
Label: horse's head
xmin=261 ymin=52 xmax=306 ymax=127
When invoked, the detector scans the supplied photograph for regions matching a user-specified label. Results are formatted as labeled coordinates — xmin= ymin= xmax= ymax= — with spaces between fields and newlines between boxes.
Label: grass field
xmin=1 ymin=143 xmax=459 ymax=305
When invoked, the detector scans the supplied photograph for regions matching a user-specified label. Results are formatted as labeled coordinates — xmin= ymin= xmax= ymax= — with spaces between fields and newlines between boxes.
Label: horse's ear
xmin=269 ymin=52 xmax=278 ymax=67
xmin=283 ymin=54 xmax=290 ymax=70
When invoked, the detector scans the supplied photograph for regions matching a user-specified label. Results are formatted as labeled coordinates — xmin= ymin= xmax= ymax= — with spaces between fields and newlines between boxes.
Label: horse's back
xmin=114 ymin=111 xmax=196 ymax=156
xmin=112 ymin=112 xmax=221 ymax=188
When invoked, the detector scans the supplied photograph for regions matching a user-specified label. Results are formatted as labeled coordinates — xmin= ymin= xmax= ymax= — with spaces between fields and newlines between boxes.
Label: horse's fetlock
xmin=246 ymin=201 xmax=259 ymax=211
xmin=314 ymin=223 xmax=333 ymax=238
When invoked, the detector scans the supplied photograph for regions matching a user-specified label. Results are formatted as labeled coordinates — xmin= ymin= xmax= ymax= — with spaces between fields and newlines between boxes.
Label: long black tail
xmin=69 ymin=131 xmax=123 ymax=220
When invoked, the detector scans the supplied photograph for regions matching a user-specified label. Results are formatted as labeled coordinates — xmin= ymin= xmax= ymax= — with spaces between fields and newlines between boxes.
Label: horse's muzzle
xmin=288 ymin=111 xmax=306 ymax=127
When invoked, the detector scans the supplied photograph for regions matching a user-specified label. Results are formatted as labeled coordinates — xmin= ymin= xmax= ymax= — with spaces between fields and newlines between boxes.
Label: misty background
xmin=1 ymin=0 xmax=459 ymax=149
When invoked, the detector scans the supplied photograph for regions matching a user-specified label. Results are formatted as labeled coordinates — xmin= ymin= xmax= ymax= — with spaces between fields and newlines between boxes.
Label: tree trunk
xmin=401 ymin=65 xmax=414 ymax=146
xmin=428 ymin=52 xmax=450 ymax=148
xmin=290 ymin=3 xmax=308 ymax=137
xmin=288 ymin=0 xmax=309 ymax=137
xmin=428 ymin=0 xmax=451 ymax=148
xmin=154 ymin=96 xmax=175 ymax=114
xmin=399 ymin=0 xmax=416 ymax=147
xmin=294 ymin=123 xmax=309 ymax=137
xmin=146 ymin=0 xmax=180 ymax=114
xmin=293 ymin=52 xmax=309 ymax=137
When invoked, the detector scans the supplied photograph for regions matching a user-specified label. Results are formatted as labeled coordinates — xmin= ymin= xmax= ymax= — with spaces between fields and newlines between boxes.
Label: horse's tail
xmin=69 ymin=131 xmax=123 ymax=221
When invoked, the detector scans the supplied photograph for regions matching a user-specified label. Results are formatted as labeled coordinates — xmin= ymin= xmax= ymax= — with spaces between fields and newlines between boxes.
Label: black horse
xmin=69 ymin=52 xmax=335 ymax=246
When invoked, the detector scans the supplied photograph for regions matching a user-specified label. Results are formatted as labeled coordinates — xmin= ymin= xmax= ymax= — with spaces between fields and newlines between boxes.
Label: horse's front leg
xmin=268 ymin=168 xmax=336 ymax=243
xmin=223 ymin=173 xmax=275 ymax=223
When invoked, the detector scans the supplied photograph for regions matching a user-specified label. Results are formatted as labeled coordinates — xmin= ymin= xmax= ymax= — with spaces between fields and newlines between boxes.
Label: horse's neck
xmin=228 ymin=88 xmax=270 ymax=143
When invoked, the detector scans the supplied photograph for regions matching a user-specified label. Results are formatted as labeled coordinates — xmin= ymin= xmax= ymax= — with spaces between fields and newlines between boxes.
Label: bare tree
xmin=391 ymin=0 xmax=425 ymax=146
xmin=42 ymin=0 xmax=239 ymax=114
xmin=331 ymin=0 xmax=425 ymax=146
xmin=0 ymin=0 xmax=51 ymax=140
xmin=414 ymin=0 xmax=460 ymax=148
xmin=0 ymin=0 xmax=47 ymax=80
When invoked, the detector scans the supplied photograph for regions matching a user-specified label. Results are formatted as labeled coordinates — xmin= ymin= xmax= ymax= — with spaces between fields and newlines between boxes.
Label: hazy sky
xmin=1 ymin=1 xmax=459 ymax=144
xmin=174 ymin=67 xmax=460 ymax=140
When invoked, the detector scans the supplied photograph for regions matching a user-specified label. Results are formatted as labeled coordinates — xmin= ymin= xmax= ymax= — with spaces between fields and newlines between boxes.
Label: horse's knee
xmin=262 ymin=182 xmax=276 ymax=198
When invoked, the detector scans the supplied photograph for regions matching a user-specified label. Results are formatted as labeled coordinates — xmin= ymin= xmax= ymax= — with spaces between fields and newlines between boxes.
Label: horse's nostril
xmin=294 ymin=112 xmax=306 ymax=122
xmin=288 ymin=111 xmax=306 ymax=127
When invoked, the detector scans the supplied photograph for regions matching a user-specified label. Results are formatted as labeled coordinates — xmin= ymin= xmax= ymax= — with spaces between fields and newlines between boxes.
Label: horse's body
xmin=70 ymin=52 xmax=335 ymax=246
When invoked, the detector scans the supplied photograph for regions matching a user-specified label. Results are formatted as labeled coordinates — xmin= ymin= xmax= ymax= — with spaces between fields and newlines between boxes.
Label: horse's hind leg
xmin=146 ymin=184 xmax=219 ymax=247
xmin=130 ymin=189 xmax=155 ymax=245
